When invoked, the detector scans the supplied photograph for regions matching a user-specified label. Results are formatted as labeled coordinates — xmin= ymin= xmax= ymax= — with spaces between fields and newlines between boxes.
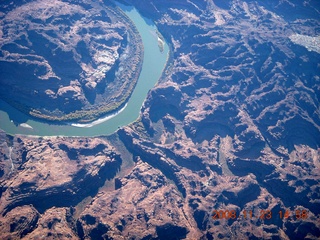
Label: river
xmin=0 ymin=3 xmax=169 ymax=137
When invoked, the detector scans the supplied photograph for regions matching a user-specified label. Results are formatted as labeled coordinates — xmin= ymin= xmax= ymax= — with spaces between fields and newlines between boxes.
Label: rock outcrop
xmin=0 ymin=0 xmax=143 ymax=122
xmin=1 ymin=0 xmax=320 ymax=239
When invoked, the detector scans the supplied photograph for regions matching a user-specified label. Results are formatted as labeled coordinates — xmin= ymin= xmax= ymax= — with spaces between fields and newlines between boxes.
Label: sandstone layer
xmin=0 ymin=0 xmax=143 ymax=122
xmin=0 ymin=0 xmax=320 ymax=239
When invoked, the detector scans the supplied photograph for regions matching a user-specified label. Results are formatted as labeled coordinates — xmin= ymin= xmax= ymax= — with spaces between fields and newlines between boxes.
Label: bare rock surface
xmin=0 ymin=0 xmax=143 ymax=122
xmin=0 ymin=133 xmax=121 ymax=236
xmin=77 ymin=159 xmax=189 ymax=239
xmin=22 ymin=207 xmax=78 ymax=239
xmin=1 ymin=0 xmax=320 ymax=239
xmin=0 ymin=205 xmax=39 ymax=239
xmin=116 ymin=0 xmax=320 ymax=238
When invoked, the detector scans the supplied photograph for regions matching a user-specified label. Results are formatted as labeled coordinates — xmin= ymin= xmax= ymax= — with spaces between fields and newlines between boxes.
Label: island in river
xmin=0 ymin=0 xmax=143 ymax=123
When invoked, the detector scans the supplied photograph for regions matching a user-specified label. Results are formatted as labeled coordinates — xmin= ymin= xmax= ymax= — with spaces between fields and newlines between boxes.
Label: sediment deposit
xmin=0 ymin=0 xmax=143 ymax=122
xmin=0 ymin=0 xmax=319 ymax=239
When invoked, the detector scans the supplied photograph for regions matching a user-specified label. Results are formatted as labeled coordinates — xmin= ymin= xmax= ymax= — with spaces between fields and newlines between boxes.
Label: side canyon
xmin=0 ymin=0 xmax=319 ymax=239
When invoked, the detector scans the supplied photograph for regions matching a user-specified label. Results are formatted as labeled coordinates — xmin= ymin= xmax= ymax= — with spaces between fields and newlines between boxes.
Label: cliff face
xmin=1 ymin=0 xmax=320 ymax=239
xmin=0 ymin=0 xmax=143 ymax=122
xmin=0 ymin=130 xmax=123 ymax=238
xmin=103 ymin=0 xmax=320 ymax=238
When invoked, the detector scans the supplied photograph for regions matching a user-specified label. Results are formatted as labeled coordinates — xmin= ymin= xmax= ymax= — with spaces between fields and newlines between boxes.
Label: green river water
xmin=0 ymin=3 xmax=169 ymax=137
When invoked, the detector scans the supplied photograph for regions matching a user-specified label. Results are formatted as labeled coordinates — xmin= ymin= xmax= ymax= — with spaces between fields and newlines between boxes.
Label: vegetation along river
xmin=0 ymin=2 xmax=169 ymax=137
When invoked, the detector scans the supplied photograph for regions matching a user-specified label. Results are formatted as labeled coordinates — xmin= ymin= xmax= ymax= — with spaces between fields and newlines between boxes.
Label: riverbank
xmin=0 ymin=3 xmax=170 ymax=137
xmin=0 ymin=2 xmax=144 ymax=124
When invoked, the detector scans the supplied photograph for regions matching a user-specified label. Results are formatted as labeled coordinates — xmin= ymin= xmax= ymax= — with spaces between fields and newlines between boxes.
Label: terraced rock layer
xmin=0 ymin=0 xmax=143 ymax=122
xmin=0 ymin=0 xmax=320 ymax=239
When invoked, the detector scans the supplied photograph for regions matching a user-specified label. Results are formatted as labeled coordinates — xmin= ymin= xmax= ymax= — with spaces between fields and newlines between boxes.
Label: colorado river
xmin=0 ymin=3 xmax=169 ymax=137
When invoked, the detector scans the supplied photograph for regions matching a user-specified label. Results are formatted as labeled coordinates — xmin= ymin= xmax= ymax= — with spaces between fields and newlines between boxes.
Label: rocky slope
xmin=1 ymin=0 xmax=320 ymax=239
xmin=0 ymin=0 xmax=143 ymax=122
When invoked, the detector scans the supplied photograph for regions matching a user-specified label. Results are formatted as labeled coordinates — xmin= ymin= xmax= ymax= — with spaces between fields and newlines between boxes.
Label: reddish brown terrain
xmin=0 ymin=0 xmax=320 ymax=239
xmin=0 ymin=0 xmax=143 ymax=122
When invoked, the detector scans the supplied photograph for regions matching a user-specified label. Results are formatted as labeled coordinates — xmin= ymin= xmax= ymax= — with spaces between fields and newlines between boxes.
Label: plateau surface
xmin=0 ymin=0 xmax=143 ymax=122
xmin=0 ymin=0 xmax=319 ymax=239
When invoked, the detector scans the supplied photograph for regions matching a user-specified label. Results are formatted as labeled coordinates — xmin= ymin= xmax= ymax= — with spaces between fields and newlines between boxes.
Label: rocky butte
xmin=0 ymin=0 xmax=320 ymax=239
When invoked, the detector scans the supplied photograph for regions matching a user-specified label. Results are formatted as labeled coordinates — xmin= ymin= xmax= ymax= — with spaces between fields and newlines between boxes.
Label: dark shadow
xmin=2 ymin=154 xmax=122 ymax=215
xmin=229 ymin=158 xmax=320 ymax=215
xmin=213 ymin=0 xmax=232 ymax=9
xmin=158 ymin=146 xmax=207 ymax=172
xmin=89 ymin=223 xmax=110 ymax=240
xmin=156 ymin=223 xmax=188 ymax=240
xmin=228 ymin=158 xmax=275 ymax=181
xmin=285 ymin=221 xmax=320 ymax=239
xmin=260 ymin=115 xmax=320 ymax=155
xmin=257 ymin=0 xmax=320 ymax=21
xmin=83 ymin=87 xmax=97 ymax=105
xmin=189 ymin=123 xmax=234 ymax=144
xmin=149 ymin=103 xmax=183 ymax=123
xmin=118 ymin=129 xmax=186 ymax=198
xmin=193 ymin=209 xmax=209 ymax=231
xmin=220 ymin=183 xmax=261 ymax=209
xmin=141 ymin=15 xmax=155 ymax=27
xmin=58 ymin=143 xmax=106 ymax=161
xmin=114 ymin=1 xmax=135 ymax=12
xmin=0 ymin=99 xmax=30 ymax=126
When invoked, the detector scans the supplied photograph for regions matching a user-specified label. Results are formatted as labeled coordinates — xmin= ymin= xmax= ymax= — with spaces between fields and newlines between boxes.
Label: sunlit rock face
xmin=0 ymin=0 xmax=143 ymax=122
xmin=115 ymin=0 xmax=320 ymax=239
xmin=0 ymin=0 xmax=320 ymax=239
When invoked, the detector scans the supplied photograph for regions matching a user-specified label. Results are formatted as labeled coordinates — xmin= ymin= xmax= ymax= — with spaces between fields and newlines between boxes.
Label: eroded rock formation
xmin=0 ymin=0 xmax=143 ymax=122
xmin=0 ymin=0 xmax=320 ymax=239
